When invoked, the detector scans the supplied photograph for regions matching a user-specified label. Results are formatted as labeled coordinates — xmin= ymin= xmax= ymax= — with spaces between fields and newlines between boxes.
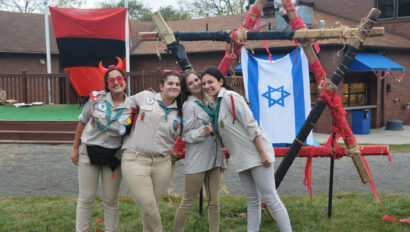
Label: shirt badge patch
xmin=118 ymin=125 xmax=126 ymax=135
xmin=97 ymin=102 xmax=107 ymax=112
xmin=173 ymin=120 xmax=180 ymax=131
xmin=236 ymin=109 xmax=245 ymax=115
xmin=220 ymin=120 xmax=225 ymax=128
xmin=146 ymin=96 xmax=155 ymax=105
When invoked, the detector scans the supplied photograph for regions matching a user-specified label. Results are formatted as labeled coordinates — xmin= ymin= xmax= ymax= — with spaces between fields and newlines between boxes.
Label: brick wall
xmin=304 ymin=0 xmax=410 ymax=38
xmin=0 ymin=53 xmax=60 ymax=74
xmin=383 ymin=51 xmax=410 ymax=125
xmin=304 ymin=0 xmax=373 ymax=21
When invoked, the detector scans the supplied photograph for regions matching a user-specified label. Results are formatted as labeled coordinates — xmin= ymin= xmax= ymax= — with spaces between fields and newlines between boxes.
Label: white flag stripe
xmin=241 ymin=47 xmax=314 ymax=145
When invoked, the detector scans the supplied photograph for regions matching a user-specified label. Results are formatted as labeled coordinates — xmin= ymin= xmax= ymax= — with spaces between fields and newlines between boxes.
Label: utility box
xmin=352 ymin=109 xmax=371 ymax=135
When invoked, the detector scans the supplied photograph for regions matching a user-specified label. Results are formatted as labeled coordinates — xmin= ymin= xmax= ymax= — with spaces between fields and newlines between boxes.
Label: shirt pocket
xmin=139 ymin=105 xmax=154 ymax=123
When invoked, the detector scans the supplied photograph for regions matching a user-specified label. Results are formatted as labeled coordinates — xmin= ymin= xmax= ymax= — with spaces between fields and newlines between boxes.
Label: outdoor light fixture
xmin=40 ymin=59 xmax=46 ymax=64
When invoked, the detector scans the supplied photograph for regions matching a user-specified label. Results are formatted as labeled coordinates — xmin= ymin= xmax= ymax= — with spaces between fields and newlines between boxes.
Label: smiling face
xmin=106 ymin=69 xmax=126 ymax=94
xmin=201 ymin=74 xmax=223 ymax=97
xmin=185 ymin=73 xmax=202 ymax=95
xmin=160 ymin=74 xmax=181 ymax=100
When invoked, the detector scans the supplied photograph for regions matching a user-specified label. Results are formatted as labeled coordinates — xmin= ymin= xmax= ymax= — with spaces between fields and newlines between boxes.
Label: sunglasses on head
xmin=107 ymin=76 xmax=125 ymax=86
xmin=161 ymin=69 xmax=182 ymax=78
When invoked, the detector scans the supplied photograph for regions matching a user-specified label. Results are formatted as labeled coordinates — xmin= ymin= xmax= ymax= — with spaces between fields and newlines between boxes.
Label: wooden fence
xmin=0 ymin=71 xmax=245 ymax=104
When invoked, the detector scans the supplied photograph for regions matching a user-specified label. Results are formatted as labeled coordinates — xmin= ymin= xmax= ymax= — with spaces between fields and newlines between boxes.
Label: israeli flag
xmin=241 ymin=47 xmax=314 ymax=145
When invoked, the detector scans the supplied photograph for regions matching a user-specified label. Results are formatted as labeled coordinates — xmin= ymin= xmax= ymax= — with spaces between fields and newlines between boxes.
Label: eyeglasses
xmin=161 ymin=69 xmax=182 ymax=78
xmin=107 ymin=76 xmax=125 ymax=86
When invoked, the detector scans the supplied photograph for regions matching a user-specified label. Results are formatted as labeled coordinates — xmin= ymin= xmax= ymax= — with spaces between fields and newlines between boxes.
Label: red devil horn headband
xmin=99 ymin=57 xmax=124 ymax=76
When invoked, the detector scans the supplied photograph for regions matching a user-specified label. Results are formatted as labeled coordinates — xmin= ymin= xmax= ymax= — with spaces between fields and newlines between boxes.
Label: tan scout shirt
xmin=182 ymin=95 xmax=224 ymax=174
xmin=122 ymin=91 xmax=181 ymax=156
xmin=215 ymin=87 xmax=275 ymax=173
xmin=79 ymin=91 xmax=132 ymax=149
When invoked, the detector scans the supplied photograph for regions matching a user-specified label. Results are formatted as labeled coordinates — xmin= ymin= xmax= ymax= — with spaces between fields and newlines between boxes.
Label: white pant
xmin=238 ymin=165 xmax=292 ymax=232
xmin=76 ymin=148 xmax=122 ymax=232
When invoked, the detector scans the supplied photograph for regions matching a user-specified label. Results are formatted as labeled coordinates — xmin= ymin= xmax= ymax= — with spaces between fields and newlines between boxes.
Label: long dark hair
xmin=200 ymin=67 xmax=233 ymax=90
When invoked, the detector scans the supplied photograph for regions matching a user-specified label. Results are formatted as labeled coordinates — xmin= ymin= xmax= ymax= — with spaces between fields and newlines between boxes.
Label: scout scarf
xmin=103 ymin=102 xmax=124 ymax=131
xmin=157 ymin=100 xmax=174 ymax=120
xmin=194 ymin=98 xmax=222 ymax=134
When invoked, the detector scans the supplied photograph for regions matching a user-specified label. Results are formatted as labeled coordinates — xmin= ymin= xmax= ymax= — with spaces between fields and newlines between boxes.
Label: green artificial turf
xmin=0 ymin=104 xmax=83 ymax=121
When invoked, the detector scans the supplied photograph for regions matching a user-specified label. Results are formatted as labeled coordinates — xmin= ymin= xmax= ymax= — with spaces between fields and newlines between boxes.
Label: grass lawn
xmin=0 ymin=104 xmax=82 ymax=121
xmin=1 ymin=194 xmax=409 ymax=232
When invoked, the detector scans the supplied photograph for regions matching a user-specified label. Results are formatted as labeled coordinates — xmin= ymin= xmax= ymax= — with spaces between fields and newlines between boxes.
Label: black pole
xmin=328 ymin=157 xmax=335 ymax=218
xmin=275 ymin=8 xmax=380 ymax=189
xmin=199 ymin=186 xmax=203 ymax=215
xmin=173 ymin=30 xmax=295 ymax=41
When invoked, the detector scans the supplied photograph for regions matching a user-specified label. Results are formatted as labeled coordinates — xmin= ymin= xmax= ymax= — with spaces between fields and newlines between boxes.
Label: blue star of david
xmin=261 ymin=85 xmax=291 ymax=107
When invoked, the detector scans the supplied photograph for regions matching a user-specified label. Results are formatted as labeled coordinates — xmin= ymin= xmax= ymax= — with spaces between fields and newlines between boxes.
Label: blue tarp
xmin=348 ymin=53 xmax=404 ymax=71
xmin=235 ymin=52 xmax=405 ymax=72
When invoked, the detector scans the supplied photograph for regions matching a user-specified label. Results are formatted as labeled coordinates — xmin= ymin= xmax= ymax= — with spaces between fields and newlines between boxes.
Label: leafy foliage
xmin=182 ymin=0 xmax=247 ymax=17
xmin=0 ymin=0 xmax=83 ymax=13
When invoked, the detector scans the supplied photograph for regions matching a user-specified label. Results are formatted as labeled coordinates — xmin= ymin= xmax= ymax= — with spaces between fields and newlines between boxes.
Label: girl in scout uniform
xmin=121 ymin=70 xmax=182 ymax=232
xmin=173 ymin=70 xmax=225 ymax=232
xmin=200 ymin=67 xmax=292 ymax=232
xmin=71 ymin=66 xmax=131 ymax=232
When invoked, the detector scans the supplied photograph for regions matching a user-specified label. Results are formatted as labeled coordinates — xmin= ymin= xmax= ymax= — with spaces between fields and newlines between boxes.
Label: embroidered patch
xmin=126 ymin=118 xmax=132 ymax=125
xmin=90 ymin=117 xmax=95 ymax=127
xmin=97 ymin=102 xmax=107 ymax=112
xmin=97 ymin=120 xmax=101 ymax=129
xmin=173 ymin=120 xmax=180 ymax=131
xmin=141 ymin=112 xmax=145 ymax=121
xmin=118 ymin=125 xmax=126 ymax=135
xmin=220 ymin=120 xmax=225 ymax=128
xmin=146 ymin=96 xmax=155 ymax=105
xmin=236 ymin=109 xmax=245 ymax=115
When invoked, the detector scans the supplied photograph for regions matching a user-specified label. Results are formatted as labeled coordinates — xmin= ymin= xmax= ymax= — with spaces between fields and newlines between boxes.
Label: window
xmin=377 ymin=0 xmax=410 ymax=19
xmin=398 ymin=0 xmax=410 ymax=17
xmin=343 ymin=82 xmax=368 ymax=107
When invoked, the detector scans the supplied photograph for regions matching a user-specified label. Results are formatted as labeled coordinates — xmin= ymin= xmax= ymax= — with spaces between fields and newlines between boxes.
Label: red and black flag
xmin=49 ymin=7 xmax=130 ymax=96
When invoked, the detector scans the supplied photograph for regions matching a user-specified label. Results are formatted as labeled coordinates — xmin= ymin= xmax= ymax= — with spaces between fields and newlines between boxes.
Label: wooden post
xmin=64 ymin=69 xmax=70 ymax=104
xmin=21 ymin=71 xmax=27 ymax=103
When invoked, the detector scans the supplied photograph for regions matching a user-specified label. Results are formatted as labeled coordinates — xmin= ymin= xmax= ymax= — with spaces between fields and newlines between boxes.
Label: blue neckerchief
xmin=104 ymin=102 xmax=124 ymax=131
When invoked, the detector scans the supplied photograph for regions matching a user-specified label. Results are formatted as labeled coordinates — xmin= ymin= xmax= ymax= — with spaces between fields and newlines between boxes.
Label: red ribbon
xmin=303 ymin=157 xmax=313 ymax=203
xmin=372 ymin=70 xmax=405 ymax=82
xmin=309 ymin=58 xmax=326 ymax=83
xmin=362 ymin=157 xmax=410 ymax=223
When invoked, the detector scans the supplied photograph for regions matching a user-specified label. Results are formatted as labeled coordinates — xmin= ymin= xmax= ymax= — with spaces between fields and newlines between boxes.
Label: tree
xmin=182 ymin=0 xmax=247 ymax=17
xmin=99 ymin=0 xmax=152 ymax=21
xmin=158 ymin=5 xmax=191 ymax=21
xmin=0 ymin=0 xmax=82 ymax=13
xmin=99 ymin=0 xmax=191 ymax=21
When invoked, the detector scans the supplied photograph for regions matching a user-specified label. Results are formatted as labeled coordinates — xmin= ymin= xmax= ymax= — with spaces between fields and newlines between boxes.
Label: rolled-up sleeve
xmin=226 ymin=93 xmax=263 ymax=141
xmin=78 ymin=101 xmax=92 ymax=124
xmin=182 ymin=101 xmax=208 ymax=144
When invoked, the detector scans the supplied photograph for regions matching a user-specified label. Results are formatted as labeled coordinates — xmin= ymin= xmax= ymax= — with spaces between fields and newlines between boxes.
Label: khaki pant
xmin=76 ymin=145 xmax=122 ymax=232
xmin=174 ymin=167 xmax=221 ymax=232
xmin=121 ymin=149 xmax=172 ymax=232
